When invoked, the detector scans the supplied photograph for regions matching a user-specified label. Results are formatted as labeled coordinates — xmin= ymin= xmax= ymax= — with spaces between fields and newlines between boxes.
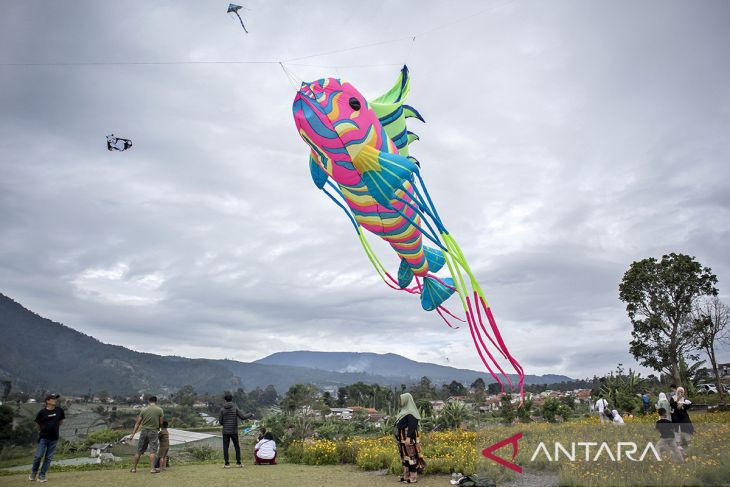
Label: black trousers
xmin=222 ymin=433 xmax=241 ymax=465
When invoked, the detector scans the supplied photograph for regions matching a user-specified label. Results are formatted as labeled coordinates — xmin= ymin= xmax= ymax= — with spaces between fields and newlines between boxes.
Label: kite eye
xmin=348 ymin=97 xmax=361 ymax=111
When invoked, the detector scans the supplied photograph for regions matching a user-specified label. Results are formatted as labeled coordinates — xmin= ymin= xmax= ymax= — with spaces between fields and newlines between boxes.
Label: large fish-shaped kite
xmin=292 ymin=66 xmax=523 ymax=395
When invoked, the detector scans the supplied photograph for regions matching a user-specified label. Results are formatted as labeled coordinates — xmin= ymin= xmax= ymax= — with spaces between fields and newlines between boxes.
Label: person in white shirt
xmin=595 ymin=395 xmax=609 ymax=424
xmin=254 ymin=432 xmax=277 ymax=465
xmin=611 ymin=410 xmax=625 ymax=425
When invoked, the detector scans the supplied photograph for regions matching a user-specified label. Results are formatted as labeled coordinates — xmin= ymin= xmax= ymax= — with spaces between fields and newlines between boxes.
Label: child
xmin=156 ymin=421 xmax=170 ymax=470
xmin=656 ymin=408 xmax=683 ymax=463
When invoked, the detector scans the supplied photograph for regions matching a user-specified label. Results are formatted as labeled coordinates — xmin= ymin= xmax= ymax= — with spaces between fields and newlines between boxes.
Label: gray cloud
xmin=1 ymin=0 xmax=729 ymax=382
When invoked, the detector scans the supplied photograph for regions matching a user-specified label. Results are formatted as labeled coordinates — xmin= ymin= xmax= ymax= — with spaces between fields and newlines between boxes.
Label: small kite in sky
xmin=292 ymin=66 xmax=524 ymax=398
xmin=227 ymin=4 xmax=249 ymax=34
xmin=106 ymin=134 xmax=133 ymax=152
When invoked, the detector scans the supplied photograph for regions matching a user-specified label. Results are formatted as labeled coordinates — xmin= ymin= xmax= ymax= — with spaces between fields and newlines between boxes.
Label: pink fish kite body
xmin=292 ymin=66 xmax=524 ymax=396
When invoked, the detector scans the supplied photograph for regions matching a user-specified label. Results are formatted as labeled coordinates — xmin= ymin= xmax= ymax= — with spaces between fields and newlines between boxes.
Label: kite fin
xmin=403 ymin=104 xmax=425 ymax=123
xmin=368 ymin=66 xmax=419 ymax=156
xmin=406 ymin=131 xmax=419 ymax=145
xmin=420 ymin=276 xmax=455 ymax=311
xmin=407 ymin=156 xmax=421 ymax=168
xmin=398 ymin=259 xmax=414 ymax=288
xmin=424 ymin=246 xmax=445 ymax=273
xmin=371 ymin=65 xmax=411 ymax=105
xmin=309 ymin=153 xmax=329 ymax=189
xmin=355 ymin=146 xmax=418 ymax=208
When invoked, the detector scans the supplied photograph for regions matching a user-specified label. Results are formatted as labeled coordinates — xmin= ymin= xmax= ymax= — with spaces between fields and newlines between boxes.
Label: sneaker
xmin=38 ymin=476 xmax=47 ymax=483
xmin=28 ymin=472 xmax=36 ymax=481
xmin=223 ymin=464 xmax=230 ymax=469
xmin=236 ymin=463 xmax=243 ymax=468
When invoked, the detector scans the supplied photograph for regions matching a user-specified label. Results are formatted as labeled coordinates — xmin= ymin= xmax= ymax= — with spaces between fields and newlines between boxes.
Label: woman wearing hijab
xmin=611 ymin=409 xmax=625 ymax=425
xmin=655 ymin=393 xmax=671 ymax=421
xmin=670 ymin=387 xmax=694 ymax=447
xmin=395 ymin=393 xmax=424 ymax=483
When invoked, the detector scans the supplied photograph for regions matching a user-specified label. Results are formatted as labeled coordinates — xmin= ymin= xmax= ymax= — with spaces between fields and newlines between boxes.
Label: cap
xmin=45 ymin=393 xmax=60 ymax=401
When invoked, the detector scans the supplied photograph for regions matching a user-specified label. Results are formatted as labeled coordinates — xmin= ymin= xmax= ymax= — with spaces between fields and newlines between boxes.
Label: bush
xmin=315 ymin=418 xmax=355 ymax=440
xmin=288 ymin=438 xmax=338 ymax=465
xmin=82 ymin=428 xmax=128 ymax=448
xmin=184 ymin=445 xmax=219 ymax=461
xmin=541 ymin=398 xmax=561 ymax=422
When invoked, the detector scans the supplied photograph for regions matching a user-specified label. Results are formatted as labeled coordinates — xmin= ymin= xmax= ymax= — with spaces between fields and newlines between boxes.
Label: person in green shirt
xmin=130 ymin=396 xmax=164 ymax=474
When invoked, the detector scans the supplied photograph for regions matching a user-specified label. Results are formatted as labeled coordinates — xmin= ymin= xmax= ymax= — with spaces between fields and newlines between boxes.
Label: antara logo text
xmin=482 ymin=433 xmax=662 ymax=473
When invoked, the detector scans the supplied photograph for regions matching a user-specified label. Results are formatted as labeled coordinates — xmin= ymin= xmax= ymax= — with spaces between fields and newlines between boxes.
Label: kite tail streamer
xmin=443 ymin=232 xmax=525 ymax=398
xmin=405 ymin=173 xmax=525 ymax=399
xmin=235 ymin=12 xmax=249 ymax=33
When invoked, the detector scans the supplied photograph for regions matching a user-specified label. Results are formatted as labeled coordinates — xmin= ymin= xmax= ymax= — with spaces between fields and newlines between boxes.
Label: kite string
xmin=279 ymin=62 xmax=300 ymax=90
xmin=404 ymin=36 xmax=416 ymax=67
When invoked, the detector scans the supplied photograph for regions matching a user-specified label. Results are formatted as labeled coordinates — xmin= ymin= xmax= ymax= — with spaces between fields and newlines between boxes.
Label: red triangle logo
xmin=481 ymin=432 xmax=523 ymax=473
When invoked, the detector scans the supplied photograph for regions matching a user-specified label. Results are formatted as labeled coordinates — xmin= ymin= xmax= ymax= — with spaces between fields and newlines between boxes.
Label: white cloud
xmin=1 ymin=0 xmax=729 ymax=381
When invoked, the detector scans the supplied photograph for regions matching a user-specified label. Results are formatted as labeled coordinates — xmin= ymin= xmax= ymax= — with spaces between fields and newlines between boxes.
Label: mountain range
xmin=0 ymin=293 xmax=571 ymax=395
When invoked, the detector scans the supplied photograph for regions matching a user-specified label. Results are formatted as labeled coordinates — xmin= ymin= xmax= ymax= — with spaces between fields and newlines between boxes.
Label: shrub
xmin=184 ymin=445 xmax=219 ymax=461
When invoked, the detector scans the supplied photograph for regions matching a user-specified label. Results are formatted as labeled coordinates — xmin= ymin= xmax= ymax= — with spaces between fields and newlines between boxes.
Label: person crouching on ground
xmin=219 ymin=393 xmax=254 ymax=468
xmin=611 ymin=409 xmax=625 ymax=425
xmin=254 ymin=432 xmax=277 ymax=464
xmin=395 ymin=393 xmax=425 ymax=484
xmin=30 ymin=393 xmax=65 ymax=483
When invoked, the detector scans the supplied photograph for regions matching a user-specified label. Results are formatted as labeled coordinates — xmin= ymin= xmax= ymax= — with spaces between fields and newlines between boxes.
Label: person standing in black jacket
xmin=219 ymin=393 xmax=254 ymax=468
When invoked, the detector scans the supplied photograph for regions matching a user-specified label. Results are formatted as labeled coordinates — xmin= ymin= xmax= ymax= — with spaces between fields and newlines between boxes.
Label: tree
xmin=435 ymin=401 xmax=472 ymax=430
xmin=322 ymin=391 xmax=335 ymax=408
xmin=442 ymin=380 xmax=467 ymax=398
xmin=599 ymin=364 xmax=646 ymax=414
xmin=470 ymin=378 xmax=486 ymax=392
xmin=1 ymin=381 xmax=11 ymax=403
xmin=470 ymin=378 xmax=486 ymax=405
xmin=0 ymin=405 xmax=13 ymax=447
xmin=499 ymin=395 xmax=515 ymax=424
xmin=281 ymin=384 xmax=321 ymax=413
xmin=410 ymin=377 xmax=436 ymax=401
xmin=173 ymin=385 xmax=197 ymax=407
xmin=487 ymin=383 xmax=502 ymax=396
xmin=517 ymin=399 xmax=533 ymax=423
xmin=619 ymin=253 xmax=718 ymax=385
xmin=541 ymin=397 xmax=561 ymax=423
xmin=692 ymin=297 xmax=729 ymax=398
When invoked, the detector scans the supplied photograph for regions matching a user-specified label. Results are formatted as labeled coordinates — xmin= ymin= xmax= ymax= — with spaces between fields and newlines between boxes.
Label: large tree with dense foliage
xmin=619 ymin=253 xmax=717 ymax=385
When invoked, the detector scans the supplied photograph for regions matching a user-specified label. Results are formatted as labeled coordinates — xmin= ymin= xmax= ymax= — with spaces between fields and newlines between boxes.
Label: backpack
xmin=456 ymin=474 xmax=497 ymax=487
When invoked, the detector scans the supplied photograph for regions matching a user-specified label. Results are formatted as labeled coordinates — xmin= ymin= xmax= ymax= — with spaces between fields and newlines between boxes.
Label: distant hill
xmin=0 ymin=293 xmax=241 ymax=395
xmin=0 ymin=293 xmax=571 ymax=396
xmin=255 ymin=351 xmax=571 ymax=387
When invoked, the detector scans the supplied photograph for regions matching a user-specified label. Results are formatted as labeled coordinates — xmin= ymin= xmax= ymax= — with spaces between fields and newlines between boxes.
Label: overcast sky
xmin=1 ymin=0 xmax=729 ymax=382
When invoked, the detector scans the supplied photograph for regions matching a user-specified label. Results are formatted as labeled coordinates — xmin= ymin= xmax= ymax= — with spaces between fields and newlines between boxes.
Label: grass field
xmin=0 ymin=463 xmax=452 ymax=487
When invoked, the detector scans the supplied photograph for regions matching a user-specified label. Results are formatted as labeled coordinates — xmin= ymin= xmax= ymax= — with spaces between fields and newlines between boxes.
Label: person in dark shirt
xmin=656 ymin=408 xmax=683 ymax=463
xmin=30 ymin=393 xmax=65 ymax=482
xmin=670 ymin=386 xmax=694 ymax=447
xmin=395 ymin=393 xmax=424 ymax=484
xmin=218 ymin=393 xmax=254 ymax=468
